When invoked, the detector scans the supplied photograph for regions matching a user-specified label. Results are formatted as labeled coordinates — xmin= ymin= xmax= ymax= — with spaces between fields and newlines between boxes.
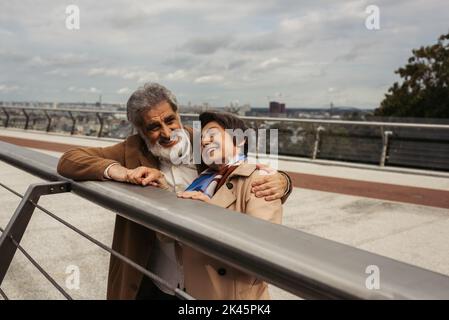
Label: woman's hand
xmin=177 ymin=191 xmax=211 ymax=203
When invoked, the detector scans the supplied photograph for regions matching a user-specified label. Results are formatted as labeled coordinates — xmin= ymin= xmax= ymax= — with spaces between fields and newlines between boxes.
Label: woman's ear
xmin=236 ymin=137 xmax=246 ymax=148
xmin=236 ymin=137 xmax=247 ymax=156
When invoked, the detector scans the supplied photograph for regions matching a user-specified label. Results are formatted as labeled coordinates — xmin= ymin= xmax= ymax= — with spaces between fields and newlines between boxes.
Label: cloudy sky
xmin=1 ymin=0 xmax=448 ymax=109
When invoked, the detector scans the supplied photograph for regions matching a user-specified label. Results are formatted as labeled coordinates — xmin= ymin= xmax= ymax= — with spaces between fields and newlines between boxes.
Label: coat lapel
xmin=208 ymin=163 xmax=257 ymax=209
xmin=124 ymin=134 xmax=159 ymax=169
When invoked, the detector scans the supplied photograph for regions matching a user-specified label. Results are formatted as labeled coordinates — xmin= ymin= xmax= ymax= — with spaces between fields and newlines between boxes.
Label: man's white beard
xmin=145 ymin=128 xmax=191 ymax=165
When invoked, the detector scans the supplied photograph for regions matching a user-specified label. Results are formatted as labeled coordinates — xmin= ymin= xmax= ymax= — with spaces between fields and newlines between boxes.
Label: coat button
xmin=217 ymin=268 xmax=227 ymax=276
xmin=226 ymin=182 xmax=233 ymax=189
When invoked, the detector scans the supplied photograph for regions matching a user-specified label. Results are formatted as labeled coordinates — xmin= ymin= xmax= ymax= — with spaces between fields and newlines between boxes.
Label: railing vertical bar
xmin=0 ymin=226 xmax=72 ymax=300
xmin=1 ymin=107 xmax=10 ymax=128
xmin=68 ymin=111 xmax=76 ymax=135
xmin=96 ymin=113 xmax=104 ymax=138
xmin=312 ymin=126 xmax=325 ymax=160
xmin=22 ymin=109 xmax=29 ymax=130
xmin=0 ymin=287 xmax=8 ymax=300
xmin=44 ymin=110 xmax=52 ymax=132
xmin=380 ymin=130 xmax=393 ymax=167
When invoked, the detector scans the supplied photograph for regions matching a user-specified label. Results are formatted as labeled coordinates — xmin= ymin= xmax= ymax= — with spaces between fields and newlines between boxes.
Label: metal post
xmin=312 ymin=126 xmax=325 ymax=160
xmin=22 ymin=109 xmax=29 ymax=130
xmin=96 ymin=112 xmax=104 ymax=138
xmin=68 ymin=111 xmax=76 ymax=135
xmin=44 ymin=110 xmax=52 ymax=132
xmin=380 ymin=130 xmax=393 ymax=167
xmin=0 ymin=182 xmax=71 ymax=285
xmin=2 ymin=108 xmax=9 ymax=128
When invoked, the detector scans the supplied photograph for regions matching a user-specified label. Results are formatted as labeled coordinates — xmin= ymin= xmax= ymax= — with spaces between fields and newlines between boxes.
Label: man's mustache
xmin=159 ymin=135 xmax=177 ymax=146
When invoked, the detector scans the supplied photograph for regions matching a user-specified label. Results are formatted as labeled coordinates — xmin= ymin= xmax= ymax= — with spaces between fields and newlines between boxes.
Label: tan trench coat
xmin=182 ymin=163 xmax=282 ymax=300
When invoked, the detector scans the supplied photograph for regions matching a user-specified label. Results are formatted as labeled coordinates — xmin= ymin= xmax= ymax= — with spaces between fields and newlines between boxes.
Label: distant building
xmin=269 ymin=101 xmax=286 ymax=115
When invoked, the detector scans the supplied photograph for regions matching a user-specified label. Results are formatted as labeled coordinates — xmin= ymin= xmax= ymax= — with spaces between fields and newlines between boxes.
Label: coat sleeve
xmin=278 ymin=170 xmax=292 ymax=204
xmin=57 ymin=141 xmax=126 ymax=181
xmin=244 ymin=172 xmax=283 ymax=224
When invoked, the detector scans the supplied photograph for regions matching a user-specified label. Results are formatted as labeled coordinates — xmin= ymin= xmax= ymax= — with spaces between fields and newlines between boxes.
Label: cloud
xmin=259 ymin=57 xmax=282 ymax=69
xmin=117 ymin=87 xmax=132 ymax=95
xmin=232 ymin=33 xmax=283 ymax=52
xmin=253 ymin=57 xmax=289 ymax=73
xmin=0 ymin=27 xmax=13 ymax=36
xmin=0 ymin=84 xmax=19 ymax=93
xmin=28 ymin=53 xmax=96 ymax=68
xmin=45 ymin=69 xmax=69 ymax=77
xmin=334 ymin=42 xmax=376 ymax=62
xmin=163 ymin=55 xmax=198 ymax=68
xmin=227 ymin=59 xmax=250 ymax=70
xmin=194 ymin=75 xmax=224 ymax=84
xmin=68 ymin=86 xmax=101 ymax=94
xmin=87 ymin=67 xmax=159 ymax=83
xmin=166 ymin=69 xmax=187 ymax=81
xmin=0 ymin=49 xmax=28 ymax=63
xmin=181 ymin=35 xmax=233 ymax=55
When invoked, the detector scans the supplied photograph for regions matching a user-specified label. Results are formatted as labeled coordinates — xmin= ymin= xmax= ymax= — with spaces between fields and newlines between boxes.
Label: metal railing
xmin=1 ymin=105 xmax=449 ymax=171
xmin=1 ymin=141 xmax=449 ymax=299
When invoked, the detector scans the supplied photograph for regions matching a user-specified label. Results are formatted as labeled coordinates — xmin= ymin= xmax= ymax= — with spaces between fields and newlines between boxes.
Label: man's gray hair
xmin=127 ymin=83 xmax=179 ymax=129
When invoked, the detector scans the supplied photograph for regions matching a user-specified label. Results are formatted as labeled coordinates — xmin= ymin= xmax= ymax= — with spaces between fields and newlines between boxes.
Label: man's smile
xmin=160 ymin=137 xmax=179 ymax=148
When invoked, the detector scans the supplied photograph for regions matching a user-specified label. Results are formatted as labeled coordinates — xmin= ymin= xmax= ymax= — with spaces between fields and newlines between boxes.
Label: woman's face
xmin=201 ymin=121 xmax=238 ymax=167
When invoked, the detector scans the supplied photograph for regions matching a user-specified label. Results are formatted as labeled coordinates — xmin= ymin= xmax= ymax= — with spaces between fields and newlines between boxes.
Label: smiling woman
xmin=177 ymin=111 xmax=283 ymax=300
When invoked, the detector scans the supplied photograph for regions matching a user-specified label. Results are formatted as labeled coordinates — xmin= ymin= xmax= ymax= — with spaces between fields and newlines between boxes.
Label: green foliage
xmin=375 ymin=32 xmax=449 ymax=118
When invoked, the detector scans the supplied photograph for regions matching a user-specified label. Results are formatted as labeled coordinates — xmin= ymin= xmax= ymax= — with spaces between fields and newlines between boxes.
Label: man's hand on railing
xmin=106 ymin=164 xmax=163 ymax=186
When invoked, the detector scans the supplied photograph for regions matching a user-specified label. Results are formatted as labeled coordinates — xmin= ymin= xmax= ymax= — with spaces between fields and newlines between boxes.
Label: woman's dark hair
xmin=199 ymin=111 xmax=249 ymax=156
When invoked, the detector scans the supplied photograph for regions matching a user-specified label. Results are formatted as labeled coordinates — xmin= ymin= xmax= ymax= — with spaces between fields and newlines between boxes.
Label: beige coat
xmin=182 ymin=163 xmax=282 ymax=300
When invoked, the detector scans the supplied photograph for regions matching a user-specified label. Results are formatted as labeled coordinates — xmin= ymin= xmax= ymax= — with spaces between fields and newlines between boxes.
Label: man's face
xmin=142 ymin=100 xmax=182 ymax=147
xmin=201 ymin=121 xmax=238 ymax=166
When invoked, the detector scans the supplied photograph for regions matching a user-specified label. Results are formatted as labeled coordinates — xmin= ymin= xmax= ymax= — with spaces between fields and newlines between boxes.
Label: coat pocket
xmin=237 ymin=277 xmax=269 ymax=300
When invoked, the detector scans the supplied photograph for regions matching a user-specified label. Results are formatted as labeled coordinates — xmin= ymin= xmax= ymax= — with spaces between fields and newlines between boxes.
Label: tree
xmin=375 ymin=32 xmax=449 ymax=118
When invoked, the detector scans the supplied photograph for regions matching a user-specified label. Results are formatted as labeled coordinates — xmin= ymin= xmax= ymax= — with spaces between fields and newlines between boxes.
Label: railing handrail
xmin=2 ymin=105 xmax=449 ymax=130
xmin=1 ymin=106 xmax=124 ymax=115
xmin=1 ymin=140 xmax=449 ymax=299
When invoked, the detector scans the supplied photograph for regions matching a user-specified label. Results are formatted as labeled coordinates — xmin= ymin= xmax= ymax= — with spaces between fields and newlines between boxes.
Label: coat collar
xmin=208 ymin=163 xmax=257 ymax=209
xmin=125 ymin=134 xmax=159 ymax=168
xmin=228 ymin=163 xmax=257 ymax=178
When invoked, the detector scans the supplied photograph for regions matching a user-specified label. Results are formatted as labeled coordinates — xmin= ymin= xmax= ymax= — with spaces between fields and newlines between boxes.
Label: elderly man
xmin=57 ymin=83 xmax=291 ymax=300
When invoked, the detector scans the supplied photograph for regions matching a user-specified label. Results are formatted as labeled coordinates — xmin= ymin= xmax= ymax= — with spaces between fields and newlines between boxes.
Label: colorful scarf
xmin=185 ymin=155 xmax=246 ymax=198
